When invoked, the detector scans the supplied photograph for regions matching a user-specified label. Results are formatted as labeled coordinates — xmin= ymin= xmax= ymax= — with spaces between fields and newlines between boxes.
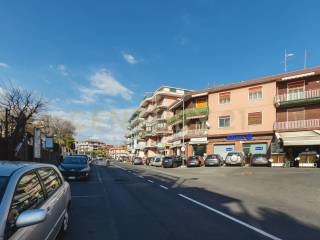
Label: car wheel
xmin=58 ymin=207 xmax=70 ymax=238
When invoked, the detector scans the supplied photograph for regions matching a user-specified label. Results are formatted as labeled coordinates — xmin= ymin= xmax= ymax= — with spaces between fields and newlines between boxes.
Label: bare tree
xmin=0 ymin=86 xmax=45 ymax=158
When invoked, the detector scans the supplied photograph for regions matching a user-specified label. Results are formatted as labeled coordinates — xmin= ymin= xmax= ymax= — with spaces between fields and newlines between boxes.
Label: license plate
xmin=68 ymin=176 xmax=76 ymax=180
xmin=190 ymin=162 xmax=195 ymax=165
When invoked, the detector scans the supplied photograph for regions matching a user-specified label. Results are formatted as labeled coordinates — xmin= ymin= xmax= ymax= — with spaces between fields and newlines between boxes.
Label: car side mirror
xmin=16 ymin=209 xmax=47 ymax=228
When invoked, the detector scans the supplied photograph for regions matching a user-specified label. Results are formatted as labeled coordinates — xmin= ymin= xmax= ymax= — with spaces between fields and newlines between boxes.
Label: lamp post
xmin=181 ymin=98 xmax=186 ymax=167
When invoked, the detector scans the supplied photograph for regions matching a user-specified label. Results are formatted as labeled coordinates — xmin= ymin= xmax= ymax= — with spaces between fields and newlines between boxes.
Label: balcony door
xmin=287 ymin=81 xmax=304 ymax=101
xmin=287 ymin=107 xmax=305 ymax=121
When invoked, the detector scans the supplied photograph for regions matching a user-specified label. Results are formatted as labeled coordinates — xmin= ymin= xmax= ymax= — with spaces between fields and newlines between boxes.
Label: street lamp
xmin=181 ymin=98 xmax=186 ymax=167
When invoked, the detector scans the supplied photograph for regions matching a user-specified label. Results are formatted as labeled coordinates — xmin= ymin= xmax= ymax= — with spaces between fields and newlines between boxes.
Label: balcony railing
xmin=171 ymin=128 xmax=208 ymax=140
xmin=274 ymin=119 xmax=320 ymax=130
xmin=275 ymin=89 xmax=320 ymax=105
xmin=167 ymin=107 xmax=209 ymax=125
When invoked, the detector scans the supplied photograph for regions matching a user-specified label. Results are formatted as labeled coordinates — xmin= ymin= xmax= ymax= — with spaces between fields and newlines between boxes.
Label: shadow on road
xmin=122 ymin=164 xmax=320 ymax=240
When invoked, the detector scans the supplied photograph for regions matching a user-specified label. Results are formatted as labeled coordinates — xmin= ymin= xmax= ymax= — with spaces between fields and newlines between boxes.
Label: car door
xmin=37 ymin=167 xmax=65 ymax=240
xmin=6 ymin=171 xmax=47 ymax=240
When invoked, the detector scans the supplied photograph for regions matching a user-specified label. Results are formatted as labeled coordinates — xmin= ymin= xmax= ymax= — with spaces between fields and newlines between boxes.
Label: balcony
xmin=274 ymin=119 xmax=320 ymax=131
xmin=145 ymin=141 xmax=157 ymax=148
xmin=171 ymin=128 xmax=208 ymax=141
xmin=275 ymin=89 xmax=320 ymax=107
xmin=167 ymin=107 xmax=209 ymax=125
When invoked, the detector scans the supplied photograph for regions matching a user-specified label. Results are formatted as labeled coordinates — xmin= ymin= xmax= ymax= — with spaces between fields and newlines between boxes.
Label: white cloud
xmin=49 ymin=64 xmax=69 ymax=76
xmin=0 ymin=62 xmax=9 ymax=69
xmin=0 ymin=87 xmax=6 ymax=97
xmin=122 ymin=53 xmax=138 ymax=64
xmin=74 ymin=68 xmax=133 ymax=104
xmin=49 ymin=108 xmax=134 ymax=144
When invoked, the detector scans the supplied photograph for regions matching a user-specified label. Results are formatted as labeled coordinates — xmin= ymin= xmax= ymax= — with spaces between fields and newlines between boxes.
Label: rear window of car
xmin=253 ymin=154 xmax=266 ymax=159
xmin=63 ymin=156 xmax=88 ymax=164
xmin=163 ymin=157 xmax=173 ymax=160
xmin=227 ymin=152 xmax=240 ymax=157
xmin=0 ymin=176 xmax=8 ymax=204
xmin=189 ymin=156 xmax=197 ymax=160
xmin=207 ymin=155 xmax=219 ymax=159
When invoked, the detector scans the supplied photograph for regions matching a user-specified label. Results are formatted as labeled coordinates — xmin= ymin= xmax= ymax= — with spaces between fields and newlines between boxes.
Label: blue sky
xmin=1 ymin=0 xmax=320 ymax=143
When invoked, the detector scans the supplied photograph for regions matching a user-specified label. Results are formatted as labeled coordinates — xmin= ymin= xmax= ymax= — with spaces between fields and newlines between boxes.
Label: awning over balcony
xmin=276 ymin=130 xmax=320 ymax=146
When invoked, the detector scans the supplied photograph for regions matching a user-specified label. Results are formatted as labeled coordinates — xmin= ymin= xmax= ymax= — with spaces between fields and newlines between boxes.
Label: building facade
xmin=274 ymin=68 xmax=320 ymax=161
xmin=127 ymin=67 xmax=320 ymax=163
xmin=76 ymin=140 xmax=106 ymax=153
xmin=127 ymin=86 xmax=191 ymax=158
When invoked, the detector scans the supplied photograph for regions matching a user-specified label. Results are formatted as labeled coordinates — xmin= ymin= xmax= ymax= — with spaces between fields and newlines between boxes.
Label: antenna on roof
xmin=304 ymin=48 xmax=308 ymax=69
xmin=284 ymin=49 xmax=294 ymax=72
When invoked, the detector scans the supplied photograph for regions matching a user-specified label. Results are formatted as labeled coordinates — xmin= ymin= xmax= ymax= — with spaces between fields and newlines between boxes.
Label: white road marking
xmin=147 ymin=180 xmax=154 ymax=183
xmin=96 ymin=167 xmax=103 ymax=183
xmin=159 ymin=185 xmax=168 ymax=190
xmin=138 ymin=175 xmax=144 ymax=178
xmin=178 ymin=194 xmax=282 ymax=240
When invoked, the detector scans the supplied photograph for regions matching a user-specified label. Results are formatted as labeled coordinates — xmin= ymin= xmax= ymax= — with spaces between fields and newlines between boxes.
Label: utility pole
xmin=284 ymin=49 xmax=287 ymax=72
xmin=182 ymin=98 xmax=185 ymax=167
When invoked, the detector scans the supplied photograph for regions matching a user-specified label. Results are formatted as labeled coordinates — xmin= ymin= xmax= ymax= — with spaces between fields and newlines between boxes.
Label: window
xmin=249 ymin=86 xmax=262 ymax=100
xmin=219 ymin=116 xmax=230 ymax=128
xmin=248 ymin=112 xmax=262 ymax=125
xmin=219 ymin=92 xmax=231 ymax=104
xmin=38 ymin=168 xmax=62 ymax=197
xmin=287 ymin=107 xmax=305 ymax=121
xmin=6 ymin=172 xmax=45 ymax=237
xmin=196 ymin=120 xmax=206 ymax=129
xmin=287 ymin=81 xmax=304 ymax=100
xmin=195 ymin=98 xmax=207 ymax=108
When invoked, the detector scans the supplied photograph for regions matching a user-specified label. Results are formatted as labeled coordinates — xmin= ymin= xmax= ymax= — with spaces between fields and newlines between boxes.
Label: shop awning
xmin=189 ymin=141 xmax=208 ymax=145
xmin=277 ymin=130 xmax=320 ymax=146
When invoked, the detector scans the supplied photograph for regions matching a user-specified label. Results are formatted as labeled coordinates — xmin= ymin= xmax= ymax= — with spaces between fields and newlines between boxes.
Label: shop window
xmin=287 ymin=81 xmax=304 ymax=100
xmin=195 ymin=98 xmax=208 ymax=108
xmin=219 ymin=92 xmax=231 ymax=104
xmin=249 ymin=86 xmax=262 ymax=100
xmin=219 ymin=116 xmax=230 ymax=128
xmin=248 ymin=112 xmax=262 ymax=125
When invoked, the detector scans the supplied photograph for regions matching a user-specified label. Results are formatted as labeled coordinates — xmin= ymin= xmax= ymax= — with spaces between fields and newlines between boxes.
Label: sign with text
xmin=34 ymin=128 xmax=41 ymax=159
xmin=225 ymin=134 xmax=253 ymax=141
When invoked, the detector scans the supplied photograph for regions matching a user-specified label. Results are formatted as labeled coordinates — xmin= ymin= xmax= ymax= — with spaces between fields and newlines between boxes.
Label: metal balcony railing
xmin=171 ymin=128 xmax=208 ymax=140
xmin=274 ymin=119 xmax=320 ymax=130
xmin=275 ymin=89 xmax=320 ymax=103
xmin=167 ymin=107 xmax=209 ymax=125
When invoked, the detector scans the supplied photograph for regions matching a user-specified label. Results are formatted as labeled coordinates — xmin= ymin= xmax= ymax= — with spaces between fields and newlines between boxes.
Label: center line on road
xmin=147 ymin=180 xmax=154 ymax=183
xmin=159 ymin=185 xmax=168 ymax=190
xmin=178 ymin=194 xmax=282 ymax=240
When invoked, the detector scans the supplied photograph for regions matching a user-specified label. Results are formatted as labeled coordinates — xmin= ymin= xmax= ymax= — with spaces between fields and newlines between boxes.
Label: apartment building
xmin=168 ymin=91 xmax=209 ymax=158
xmin=273 ymin=67 xmax=320 ymax=161
xmin=76 ymin=139 xmax=106 ymax=153
xmin=207 ymin=77 xmax=277 ymax=159
xmin=128 ymin=86 xmax=190 ymax=158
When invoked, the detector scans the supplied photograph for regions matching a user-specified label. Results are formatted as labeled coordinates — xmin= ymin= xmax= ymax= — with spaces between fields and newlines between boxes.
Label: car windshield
xmin=0 ymin=176 xmax=8 ymax=204
xmin=207 ymin=155 xmax=218 ymax=159
xmin=63 ymin=156 xmax=88 ymax=164
xmin=189 ymin=156 xmax=197 ymax=160
xmin=253 ymin=154 xmax=266 ymax=159
xmin=163 ymin=157 xmax=173 ymax=160
xmin=227 ymin=153 xmax=240 ymax=157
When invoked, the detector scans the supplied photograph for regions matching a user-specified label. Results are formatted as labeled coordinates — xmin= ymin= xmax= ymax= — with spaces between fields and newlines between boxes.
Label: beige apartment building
xmin=127 ymin=86 xmax=190 ymax=158
xmin=127 ymin=67 xmax=320 ymax=162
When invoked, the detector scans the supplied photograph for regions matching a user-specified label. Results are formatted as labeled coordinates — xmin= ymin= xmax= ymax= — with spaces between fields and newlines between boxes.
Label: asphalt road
xmin=64 ymin=161 xmax=320 ymax=240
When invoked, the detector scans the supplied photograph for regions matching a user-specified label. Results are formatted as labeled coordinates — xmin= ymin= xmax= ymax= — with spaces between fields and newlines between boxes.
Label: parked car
xmin=161 ymin=156 xmax=181 ymax=168
xmin=225 ymin=152 xmax=245 ymax=166
xmin=204 ymin=154 xmax=223 ymax=166
xmin=58 ymin=155 xmax=91 ymax=180
xmin=0 ymin=161 xmax=71 ymax=240
xmin=251 ymin=154 xmax=270 ymax=166
xmin=133 ymin=157 xmax=143 ymax=165
xmin=153 ymin=157 xmax=163 ymax=167
xmin=149 ymin=157 xmax=156 ymax=166
xmin=145 ymin=157 xmax=153 ymax=166
xmin=186 ymin=156 xmax=203 ymax=167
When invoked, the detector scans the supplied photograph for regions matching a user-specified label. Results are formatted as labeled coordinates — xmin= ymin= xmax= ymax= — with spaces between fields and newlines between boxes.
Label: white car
xmin=153 ymin=156 xmax=163 ymax=167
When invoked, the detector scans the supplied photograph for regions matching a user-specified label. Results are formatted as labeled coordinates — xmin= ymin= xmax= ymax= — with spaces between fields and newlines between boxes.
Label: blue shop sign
xmin=255 ymin=146 xmax=263 ymax=150
xmin=226 ymin=147 xmax=233 ymax=152
xmin=225 ymin=134 xmax=253 ymax=141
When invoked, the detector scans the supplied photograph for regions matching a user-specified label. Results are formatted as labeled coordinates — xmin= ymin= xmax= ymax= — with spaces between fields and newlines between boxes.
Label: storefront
xmin=170 ymin=140 xmax=182 ymax=156
xmin=209 ymin=133 xmax=273 ymax=160
xmin=189 ymin=137 xmax=208 ymax=157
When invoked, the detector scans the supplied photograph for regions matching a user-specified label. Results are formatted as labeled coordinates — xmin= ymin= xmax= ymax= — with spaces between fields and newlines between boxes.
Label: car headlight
xmin=81 ymin=167 xmax=90 ymax=172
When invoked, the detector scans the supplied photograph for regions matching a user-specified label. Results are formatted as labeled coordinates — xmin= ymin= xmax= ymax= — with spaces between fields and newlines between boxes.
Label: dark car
xmin=204 ymin=154 xmax=223 ymax=166
xmin=133 ymin=157 xmax=143 ymax=165
xmin=162 ymin=156 xmax=182 ymax=168
xmin=58 ymin=155 xmax=91 ymax=180
xmin=186 ymin=156 xmax=203 ymax=167
xmin=145 ymin=157 xmax=153 ymax=166
xmin=251 ymin=154 xmax=270 ymax=166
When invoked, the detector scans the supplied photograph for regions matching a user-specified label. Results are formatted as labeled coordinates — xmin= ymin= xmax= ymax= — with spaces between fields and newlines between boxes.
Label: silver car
xmin=0 ymin=161 xmax=71 ymax=240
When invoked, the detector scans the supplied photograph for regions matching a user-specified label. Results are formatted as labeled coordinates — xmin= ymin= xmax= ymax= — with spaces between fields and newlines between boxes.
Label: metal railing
xmin=171 ymin=128 xmax=208 ymax=140
xmin=274 ymin=119 xmax=320 ymax=130
xmin=276 ymin=89 xmax=320 ymax=103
